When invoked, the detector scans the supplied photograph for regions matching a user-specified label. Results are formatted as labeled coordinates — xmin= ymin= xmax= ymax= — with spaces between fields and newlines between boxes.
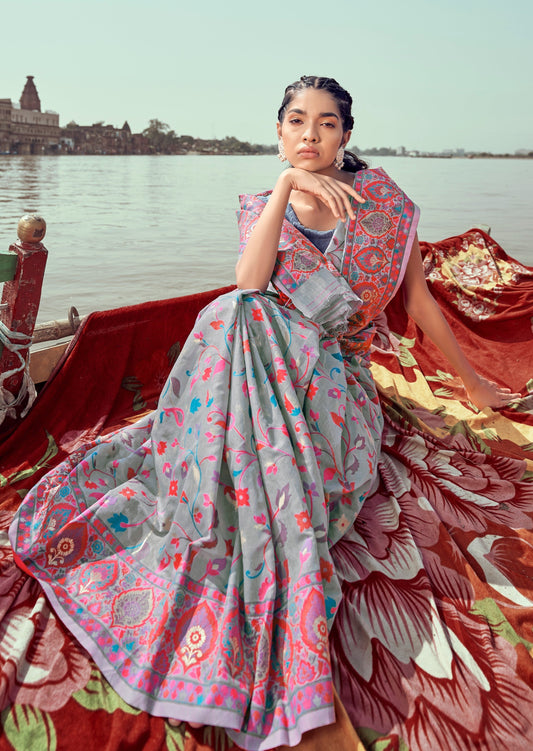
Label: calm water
xmin=0 ymin=155 xmax=532 ymax=323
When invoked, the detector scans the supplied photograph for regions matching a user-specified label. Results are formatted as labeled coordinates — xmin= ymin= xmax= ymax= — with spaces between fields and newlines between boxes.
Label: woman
xmin=9 ymin=76 xmax=517 ymax=750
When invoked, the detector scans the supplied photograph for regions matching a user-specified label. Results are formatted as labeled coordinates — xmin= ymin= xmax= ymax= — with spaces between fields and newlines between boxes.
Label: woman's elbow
xmin=235 ymin=262 xmax=268 ymax=292
xmin=403 ymin=295 xmax=421 ymax=322
xmin=403 ymin=287 xmax=439 ymax=326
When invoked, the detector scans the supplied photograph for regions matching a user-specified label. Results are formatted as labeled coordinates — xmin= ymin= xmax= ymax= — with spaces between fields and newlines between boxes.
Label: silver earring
xmin=278 ymin=139 xmax=287 ymax=162
xmin=334 ymin=146 xmax=345 ymax=170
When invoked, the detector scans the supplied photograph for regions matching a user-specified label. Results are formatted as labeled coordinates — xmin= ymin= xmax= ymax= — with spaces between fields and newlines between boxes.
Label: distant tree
xmin=142 ymin=119 xmax=178 ymax=153
xmin=176 ymin=135 xmax=194 ymax=150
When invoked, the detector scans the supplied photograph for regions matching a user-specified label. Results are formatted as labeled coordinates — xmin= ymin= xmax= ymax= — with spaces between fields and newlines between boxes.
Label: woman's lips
xmin=298 ymin=149 xmax=319 ymax=158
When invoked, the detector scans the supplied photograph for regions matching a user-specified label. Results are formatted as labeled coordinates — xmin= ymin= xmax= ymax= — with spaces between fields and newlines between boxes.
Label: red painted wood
xmin=0 ymin=238 xmax=48 ymax=401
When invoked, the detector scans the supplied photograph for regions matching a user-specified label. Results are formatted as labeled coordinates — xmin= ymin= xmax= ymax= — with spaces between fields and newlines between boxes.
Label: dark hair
xmin=277 ymin=75 xmax=368 ymax=173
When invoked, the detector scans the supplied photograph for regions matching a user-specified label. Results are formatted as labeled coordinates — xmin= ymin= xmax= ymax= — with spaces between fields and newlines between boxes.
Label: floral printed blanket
xmin=1 ymin=231 xmax=533 ymax=750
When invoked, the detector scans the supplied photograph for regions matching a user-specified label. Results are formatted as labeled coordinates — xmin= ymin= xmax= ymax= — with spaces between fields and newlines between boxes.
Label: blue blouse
xmin=285 ymin=204 xmax=334 ymax=254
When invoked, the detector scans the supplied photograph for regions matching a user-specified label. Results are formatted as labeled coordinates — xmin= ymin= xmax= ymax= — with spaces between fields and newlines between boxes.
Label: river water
xmin=0 ymin=154 xmax=531 ymax=323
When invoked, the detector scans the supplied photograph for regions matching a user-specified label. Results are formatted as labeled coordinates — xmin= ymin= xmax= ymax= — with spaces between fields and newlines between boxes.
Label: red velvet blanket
xmin=1 ymin=232 xmax=533 ymax=750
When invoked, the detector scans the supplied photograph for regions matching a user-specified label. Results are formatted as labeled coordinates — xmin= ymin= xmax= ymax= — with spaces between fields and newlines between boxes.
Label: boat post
xmin=0 ymin=214 xmax=48 ymax=424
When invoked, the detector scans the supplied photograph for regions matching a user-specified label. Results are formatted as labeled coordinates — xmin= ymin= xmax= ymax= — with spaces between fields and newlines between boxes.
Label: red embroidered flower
xmin=320 ymin=558 xmax=334 ymax=582
xmin=168 ymin=480 xmax=178 ymax=496
xmin=252 ymin=308 xmax=264 ymax=321
xmin=119 ymin=486 xmax=135 ymax=500
xmin=307 ymin=383 xmax=318 ymax=399
xmin=236 ymin=488 xmax=250 ymax=507
xmin=295 ymin=510 xmax=312 ymax=531
xmin=157 ymin=441 xmax=167 ymax=456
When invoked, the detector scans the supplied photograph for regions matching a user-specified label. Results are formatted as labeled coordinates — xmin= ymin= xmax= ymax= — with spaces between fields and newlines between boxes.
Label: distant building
xmin=60 ymin=120 xmax=148 ymax=155
xmin=0 ymin=99 xmax=11 ymax=153
xmin=0 ymin=76 xmax=150 ymax=156
xmin=0 ymin=76 xmax=60 ymax=154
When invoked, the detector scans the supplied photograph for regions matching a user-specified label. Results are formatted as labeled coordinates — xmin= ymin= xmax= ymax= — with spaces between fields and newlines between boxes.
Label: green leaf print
xmin=507 ymin=395 xmax=533 ymax=414
xmin=0 ymin=431 xmax=58 ymax=491
xmin=198 ymin=725 xmax=233 ymax=749
xmin=165 ymin=722 xmax=231 ymax=751
xmin=432 ymin=387 xmax=456 ymax=399
xmin=164 ymin=723 xmax=186 ymax=751
xmin=389 ymin=333 xmax=418 ymax=369
xmin=72 ymin=666 xmax=141 ymax=715
xmin=361 ymin=726 xmax=411 ymax=750
xmin=426 ymin=369 xmax=454 ymax=383
xmin=1 ymin=705 xmax=57 ymax=751
xmin=470 ymin=598 xmax=533 ymax=651
xmin=436 ymin=411 xmax=492 ymax=454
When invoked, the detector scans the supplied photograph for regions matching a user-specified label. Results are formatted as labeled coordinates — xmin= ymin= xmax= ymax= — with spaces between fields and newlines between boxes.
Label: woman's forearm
xmin=401 ymin=235 xmax=520 ymax=408
xmin=235 ymin=168 xmax=362 ymax=292
xmin=402 ymin=235 xmax=480 ymax=388
xmin=407 ymin=295 xmax=480 ymax=389
xmin=235 ymin=171 xmax=293 ymax=291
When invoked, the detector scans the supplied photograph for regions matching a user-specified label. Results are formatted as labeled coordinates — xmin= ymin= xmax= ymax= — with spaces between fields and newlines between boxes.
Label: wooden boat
xmin=2 ymin=215 xmax=533 ymax=750
xmin=1 ymin=216 xmax=85 ymax=412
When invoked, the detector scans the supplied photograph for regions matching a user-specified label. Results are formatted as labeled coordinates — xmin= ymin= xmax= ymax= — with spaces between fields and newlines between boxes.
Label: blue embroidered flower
xmin=108 ymin=513 xmax=129 ymax=532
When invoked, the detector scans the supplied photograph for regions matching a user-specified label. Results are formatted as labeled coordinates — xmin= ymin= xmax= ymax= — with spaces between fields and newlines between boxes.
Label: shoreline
xmin=1 ymin=152 xmax=532 ymax=159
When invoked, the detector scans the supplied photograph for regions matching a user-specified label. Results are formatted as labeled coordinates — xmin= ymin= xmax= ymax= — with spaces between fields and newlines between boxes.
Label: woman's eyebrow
xmin=287 ymin=108 xmax=339 ymax=119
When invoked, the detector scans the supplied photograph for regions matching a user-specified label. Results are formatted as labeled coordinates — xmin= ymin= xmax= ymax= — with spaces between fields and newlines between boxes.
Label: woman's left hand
xmin=465 ymin=375 xmax=521 ymax=410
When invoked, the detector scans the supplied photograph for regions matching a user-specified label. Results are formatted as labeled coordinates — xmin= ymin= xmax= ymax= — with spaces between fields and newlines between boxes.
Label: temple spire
xmin=20 ymin=76 xmax=41 ymax=112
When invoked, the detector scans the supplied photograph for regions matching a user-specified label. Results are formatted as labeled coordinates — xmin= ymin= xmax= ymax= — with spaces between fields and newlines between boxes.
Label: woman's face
xmin=277 ymin=88 xmax=350 ymax=175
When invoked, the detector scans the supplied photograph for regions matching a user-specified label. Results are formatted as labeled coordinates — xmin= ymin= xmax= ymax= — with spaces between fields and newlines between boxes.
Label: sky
xmin=2 ymin=0 xmax=532 ymax=154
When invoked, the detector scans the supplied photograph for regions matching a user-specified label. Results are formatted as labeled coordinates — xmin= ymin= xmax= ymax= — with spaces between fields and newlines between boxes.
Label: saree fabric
xmin=1 ymin=226 xmax=533 ymax=751
xmin=9 ymin=169 xmax=418 ymax=750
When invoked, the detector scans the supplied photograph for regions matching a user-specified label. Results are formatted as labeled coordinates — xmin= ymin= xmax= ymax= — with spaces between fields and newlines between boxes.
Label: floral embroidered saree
xmin=9 ymin=168 xmax=421 ymax=750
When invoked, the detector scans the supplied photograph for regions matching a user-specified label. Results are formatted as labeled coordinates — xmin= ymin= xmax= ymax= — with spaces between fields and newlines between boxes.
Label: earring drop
xmin=278 ymin=139 xmax=287 ymax=163
xmin=334 ymin=146 xmax=345 ymax=170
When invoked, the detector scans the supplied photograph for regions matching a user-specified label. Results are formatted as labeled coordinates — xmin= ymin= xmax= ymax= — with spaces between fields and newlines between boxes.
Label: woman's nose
xmin=303 ymin=127 xmax=318 ymax=142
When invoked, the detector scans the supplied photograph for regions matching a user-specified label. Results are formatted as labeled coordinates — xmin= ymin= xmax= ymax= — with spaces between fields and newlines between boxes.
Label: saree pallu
xmin=9 ymin=169 xmax=418 ymax=750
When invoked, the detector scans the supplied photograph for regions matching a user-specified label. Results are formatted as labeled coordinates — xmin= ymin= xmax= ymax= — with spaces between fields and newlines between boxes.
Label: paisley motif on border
xmin=111 ymin=587 xmax=155 ymax=629
xmin=293 ymin=250 xmax=321 ymax=272
xmin=299 ymin=588 xmax=330 ymax=657
xmin=45 ymin=522 xmax=88 ymax=567
xmin=354 ymin=245 xmax=388 ymax=273
xmin=363 ymin=179 xmax=397 ymax=201
xmin=359 ymin=211 xmax=393 ymax=238
xmin=355 ymin=282 xmax=380 ymax=307
xmin=78 ymin=560 xmax=120 ymax=594
xmin=173 ymin=601 xmax=219 ymax=670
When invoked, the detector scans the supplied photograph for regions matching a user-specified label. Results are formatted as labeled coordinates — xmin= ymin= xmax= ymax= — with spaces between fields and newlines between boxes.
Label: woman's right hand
xmin=236 ymin=168 xmax=364 ymax=291
xmin=464 ymin=375 xmax=521 ymax=410
xmin=281 ymin=167 xmax=365 ymax=223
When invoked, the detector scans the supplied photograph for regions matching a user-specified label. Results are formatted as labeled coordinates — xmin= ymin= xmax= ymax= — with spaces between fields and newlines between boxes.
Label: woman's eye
xmin=321 ymin=122 xmax=335 ymax=128
xmin=289 ymin=118 xmax=302 ymax=125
